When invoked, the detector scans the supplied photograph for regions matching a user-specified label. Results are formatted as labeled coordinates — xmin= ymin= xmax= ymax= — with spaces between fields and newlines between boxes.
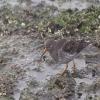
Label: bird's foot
xmin=56 ymin=69 xmax=67 ymax=77
xmin=56 ymin=64 xmax=68 ymax=77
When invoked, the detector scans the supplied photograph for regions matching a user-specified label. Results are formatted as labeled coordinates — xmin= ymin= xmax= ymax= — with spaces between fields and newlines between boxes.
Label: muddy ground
xmin=0 ymin=34 xmax=100 ymax=100
xmin=0 ymin=0 xmax=100 ymax=100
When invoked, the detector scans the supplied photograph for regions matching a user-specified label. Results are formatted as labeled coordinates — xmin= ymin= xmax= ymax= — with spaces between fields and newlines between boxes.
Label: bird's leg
xmin=61 ymin=64 xmax=68 ymax=76
xmin=57 ymin=64 xmax=68 ymax=76
xmin=72 ymin=60 xmax=76 ymax=77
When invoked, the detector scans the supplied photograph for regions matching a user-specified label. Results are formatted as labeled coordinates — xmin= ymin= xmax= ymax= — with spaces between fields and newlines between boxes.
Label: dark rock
xmin=77 ymin=92 xmax=82 ymax=98
xmin=45 ymin=70 xmax=76 ymax=100
xmin=92 ymin=69 xmax=96 ymax=77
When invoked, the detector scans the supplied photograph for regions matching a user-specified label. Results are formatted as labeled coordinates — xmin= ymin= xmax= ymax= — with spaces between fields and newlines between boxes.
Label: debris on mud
xmin=0 ymin=1 xmax=100 ymax=100
xmin=19 ymin=71 xmax=76 ymax=100
xmin=46 ymin=71 xmax=76 ymax=100
xmin=0 ymin=65 xmax=26 ymax=100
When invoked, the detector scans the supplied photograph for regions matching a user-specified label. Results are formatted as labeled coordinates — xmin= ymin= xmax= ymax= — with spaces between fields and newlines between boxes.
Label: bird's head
xmin=40 ymin=39 xmax=56 ymax=59
xmin=45 ymin=39 xmax=56 ymax=52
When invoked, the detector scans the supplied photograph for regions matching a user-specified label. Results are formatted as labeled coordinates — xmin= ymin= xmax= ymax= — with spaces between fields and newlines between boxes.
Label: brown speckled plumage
xmin=45 ymin=39 xmax=90 ymax=63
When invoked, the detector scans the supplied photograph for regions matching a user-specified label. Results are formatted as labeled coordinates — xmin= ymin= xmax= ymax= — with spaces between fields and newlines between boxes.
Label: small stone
xmin=21 ymin=22 xmax=25 ymax=27
xmin=2 ymin=92 xmax=6 ymax=96
xmin=98 ymin=26 xmax=100 ymax=29
xmin=60 ymin=98 xmax=66 ymax=100
xmin=1 ymin=33 xmax=3 ymax=36
xmin=0 ymin=92 xmax=2 ymax=96
xmin=95 ymin=30 xmax=98 ymax=33
xmin=8 ymin=20 xmax=12 ymax=24
xmin=98 ymin=15 xmax=100 ymax=19
xmin=74 ymin=28 xmax=79 ymax=32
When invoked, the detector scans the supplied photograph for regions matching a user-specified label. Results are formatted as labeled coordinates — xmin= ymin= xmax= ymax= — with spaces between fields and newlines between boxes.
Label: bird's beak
xmin=40 ymin=48 xmax=48 ymax=59
xmin=43 ymin=48 xmax=48 ymax=54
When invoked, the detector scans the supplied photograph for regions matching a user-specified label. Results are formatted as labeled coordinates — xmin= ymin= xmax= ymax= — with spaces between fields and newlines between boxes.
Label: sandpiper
xmin=41 ymin=38 xmax=90 ymax=75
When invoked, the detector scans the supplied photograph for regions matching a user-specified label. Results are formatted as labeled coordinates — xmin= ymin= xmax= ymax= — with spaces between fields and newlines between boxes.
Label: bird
xmin=41 ymin=38 xmax=90 ymax=76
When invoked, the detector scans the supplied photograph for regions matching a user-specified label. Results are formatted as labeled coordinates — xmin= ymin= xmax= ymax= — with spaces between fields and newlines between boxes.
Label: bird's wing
xmin=62 ymin=40 xmax=79 ymax=54
xmin=58 ymin=47 xmax=77 ymax=63
xmin=56 ymin=39 xmax=67 ymax=49
xmin=50 ymin=50 xmax=59 ymax=62
xmin=62 ymin=39 xmax=90 ymax=54
xmin=76 ymin=39 xmax=90 ymax=53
